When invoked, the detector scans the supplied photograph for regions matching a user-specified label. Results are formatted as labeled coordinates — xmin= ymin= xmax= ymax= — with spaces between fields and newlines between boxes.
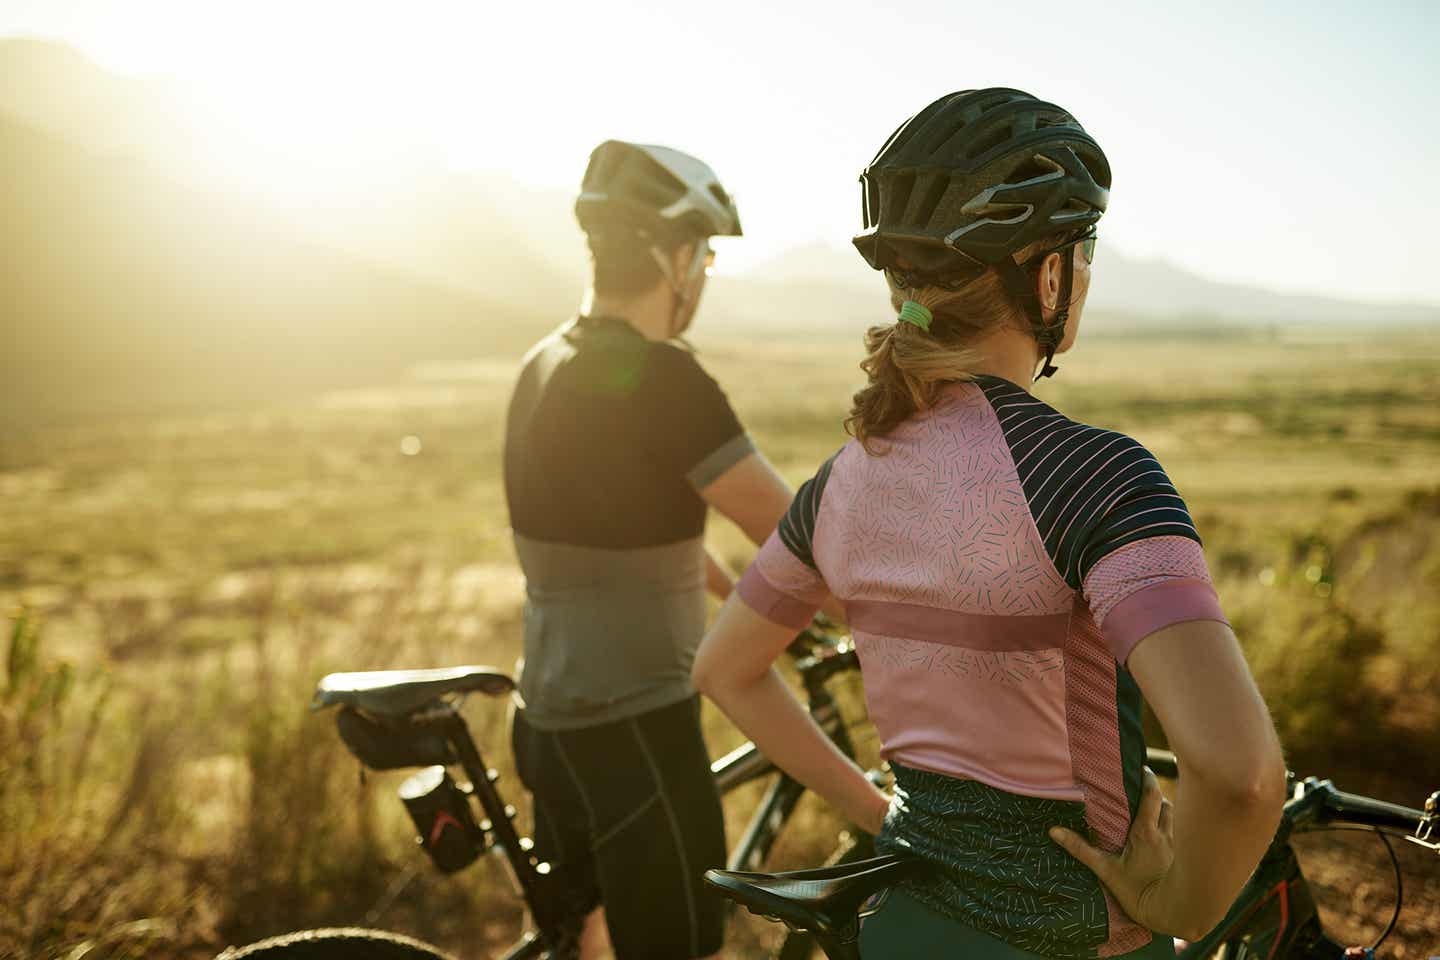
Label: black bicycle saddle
xmin=312 ymin=666 xmax=516 ymax=717
xmin=705 ymin=853 xmax=925 ymax=938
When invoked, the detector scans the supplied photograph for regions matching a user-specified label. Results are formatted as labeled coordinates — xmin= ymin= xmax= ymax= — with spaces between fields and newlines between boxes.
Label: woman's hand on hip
xmin=1048 ymin=767 xmax=1185 ymax=936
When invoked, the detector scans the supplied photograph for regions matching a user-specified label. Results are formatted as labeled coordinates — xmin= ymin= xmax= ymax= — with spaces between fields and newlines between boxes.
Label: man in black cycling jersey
xmin=503 ymin=140 xmax=797 ymax=960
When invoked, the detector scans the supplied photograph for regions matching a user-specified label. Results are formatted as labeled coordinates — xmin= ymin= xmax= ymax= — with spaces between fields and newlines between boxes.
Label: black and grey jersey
xmin=503 ymin=315 xmax=755 ymax=729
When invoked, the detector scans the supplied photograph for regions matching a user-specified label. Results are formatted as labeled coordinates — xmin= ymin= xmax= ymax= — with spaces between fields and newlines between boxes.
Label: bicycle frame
xmin=389 ymin=704 xmax=555 ymax=960
xmin=1144 ymin=749 xmax=1432 ymax=960
xmin=368 ymin=629 xmax=868 ymax=960
xmin=712 ymin=746 xmax=1434 ymax=960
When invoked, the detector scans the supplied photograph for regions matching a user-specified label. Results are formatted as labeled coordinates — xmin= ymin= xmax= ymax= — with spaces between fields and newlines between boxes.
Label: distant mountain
xmin=1091 ymin=253 xmax=1440 ymax=326
xmin=3 ymin=38 xmax=1436 ymax=425
xmin=0 ymin=37 xmax=194 ymax=173
xmin=710 ymin=240 xmax=1440 ymax=332
xmin=7 ymin=37 xmax=1436 ymax=335
xmin=291 ymin=171 xmax=584 ymax=317
xmin=0 ymin=111 xmax=546 ymax=423
xmin=701 ymin=246 xmax=889 ymax=335
xmin=0 ymin=38 xmax=582 ymax=317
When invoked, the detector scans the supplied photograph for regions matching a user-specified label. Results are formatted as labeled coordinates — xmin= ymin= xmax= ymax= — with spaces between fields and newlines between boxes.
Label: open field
xmin=3 ymin=327 xmax=1439 ymax=959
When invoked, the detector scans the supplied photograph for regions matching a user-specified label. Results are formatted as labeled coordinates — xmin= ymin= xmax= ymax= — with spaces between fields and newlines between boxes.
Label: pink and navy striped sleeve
xmin=977 ymin=376 xmax=1229 ymax=662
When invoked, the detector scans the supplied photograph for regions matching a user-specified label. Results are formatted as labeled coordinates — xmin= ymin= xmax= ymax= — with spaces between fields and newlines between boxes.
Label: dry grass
xmin=3 ymin=327 xmax=1439 ymax=959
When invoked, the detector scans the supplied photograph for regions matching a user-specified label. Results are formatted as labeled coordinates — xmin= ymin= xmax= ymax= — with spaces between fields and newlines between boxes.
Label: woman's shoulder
xmin=964 ymin=376 xmax=1151 ymax=459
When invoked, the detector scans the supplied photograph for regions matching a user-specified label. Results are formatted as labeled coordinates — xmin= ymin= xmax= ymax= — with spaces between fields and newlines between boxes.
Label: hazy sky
xmin=3 ymin=0 xmax=1438 ymax=304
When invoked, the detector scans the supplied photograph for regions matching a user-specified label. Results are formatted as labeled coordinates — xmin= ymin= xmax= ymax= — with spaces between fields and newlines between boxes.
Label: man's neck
xmin=584 ymin=286 xmax=676 ymax=342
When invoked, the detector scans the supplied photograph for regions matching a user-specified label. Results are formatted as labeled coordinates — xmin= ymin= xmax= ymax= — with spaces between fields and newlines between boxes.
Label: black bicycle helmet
xmin=575 ymin=140 xmax=742 ymax=245
xmin=853 ymin=89 xmax=1110 ymax=379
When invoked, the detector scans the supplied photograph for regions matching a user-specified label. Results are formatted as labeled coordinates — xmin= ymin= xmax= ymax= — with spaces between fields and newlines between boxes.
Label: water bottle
xmin=398 ymin=765 xmax=484 ymax=873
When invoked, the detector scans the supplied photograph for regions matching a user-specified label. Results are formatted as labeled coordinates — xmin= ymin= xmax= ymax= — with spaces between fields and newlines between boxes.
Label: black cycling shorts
xmin=512 ymin=695 xmax=726 ymax=959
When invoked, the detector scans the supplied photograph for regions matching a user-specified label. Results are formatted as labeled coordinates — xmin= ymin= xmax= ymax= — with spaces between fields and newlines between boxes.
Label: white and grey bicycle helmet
xmin=576 ymin=141 xmax=741 ymax=306
xmin=576 ymin=140 xmax=742 ymax=243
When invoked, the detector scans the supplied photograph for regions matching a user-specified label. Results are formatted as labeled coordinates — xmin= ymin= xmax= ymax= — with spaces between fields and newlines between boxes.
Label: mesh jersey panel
xmin=1084 ymin=535 xmax=1214 ymax=625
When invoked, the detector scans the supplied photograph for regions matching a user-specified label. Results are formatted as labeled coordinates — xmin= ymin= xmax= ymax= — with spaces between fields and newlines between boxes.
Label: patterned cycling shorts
xmin=859 ymin=886 xmax=1177 ymax=959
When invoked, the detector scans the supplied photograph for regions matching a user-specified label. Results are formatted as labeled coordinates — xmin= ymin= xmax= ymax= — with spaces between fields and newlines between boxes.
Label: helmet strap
xmin=1039 ymin=251 xmax=1076 ymax=381
xmin=649 ymin=244 xmax=680 ymax=294
xmin=651 ymin=237 xmax=711 ymax=337
xmin=648 ymin=244 xmax=686 ymax=336
xmin=995 ymin=254 xmax=1070 ymax=382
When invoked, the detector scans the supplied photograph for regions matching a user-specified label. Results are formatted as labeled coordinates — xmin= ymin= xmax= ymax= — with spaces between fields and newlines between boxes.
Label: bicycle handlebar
xmin=1146 ymin=747 xmax=1434 ymax=846
xmin=1144 ymin=747 xmax=1180 ymax=780
xmin=1318 ymin=784 xmax=1427 ymax=834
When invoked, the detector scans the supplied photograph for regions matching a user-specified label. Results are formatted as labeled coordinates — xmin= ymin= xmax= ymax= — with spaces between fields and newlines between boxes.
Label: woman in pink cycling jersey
xmin=694 ymin=89 xmax=1287 ymax=959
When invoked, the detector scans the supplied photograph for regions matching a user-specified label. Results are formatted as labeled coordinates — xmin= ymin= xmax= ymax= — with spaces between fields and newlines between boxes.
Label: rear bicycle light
xmin=399 ymin=765 xmax=484 ymax=873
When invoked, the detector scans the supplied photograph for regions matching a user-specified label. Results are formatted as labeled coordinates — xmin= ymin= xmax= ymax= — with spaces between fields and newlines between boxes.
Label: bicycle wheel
xmin=775 ymin=831 xmax=877 ymax=960
xmin=215 ymin=927 xmax=457 ymax=960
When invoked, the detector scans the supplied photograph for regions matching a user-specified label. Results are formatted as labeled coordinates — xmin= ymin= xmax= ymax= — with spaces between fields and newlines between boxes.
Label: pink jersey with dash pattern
xmin=738 ymin=375 xmax=1226 ymax=958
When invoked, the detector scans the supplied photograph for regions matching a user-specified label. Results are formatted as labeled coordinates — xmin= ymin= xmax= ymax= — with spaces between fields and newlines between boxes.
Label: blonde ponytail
xmin=844 ymin=235 xmax=1062 ymax=453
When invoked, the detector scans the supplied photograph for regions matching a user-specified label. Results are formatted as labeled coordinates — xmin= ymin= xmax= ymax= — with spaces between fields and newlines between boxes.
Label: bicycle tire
xmin=775 ymin=830 xmax=878 ymax=960
xmin=214 ymin=927 xmax=457 ymax=960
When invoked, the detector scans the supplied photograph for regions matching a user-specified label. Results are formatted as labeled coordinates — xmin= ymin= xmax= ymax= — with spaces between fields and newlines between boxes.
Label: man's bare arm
xmin=698 ymin=451 xmax=793 ymax=546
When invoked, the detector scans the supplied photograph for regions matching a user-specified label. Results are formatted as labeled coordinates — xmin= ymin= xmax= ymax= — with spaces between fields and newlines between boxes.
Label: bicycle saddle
xmin=312 ymin=666 xmax=516 ymax=716
xmin=705 ymin=853 xmax=925 ymax=938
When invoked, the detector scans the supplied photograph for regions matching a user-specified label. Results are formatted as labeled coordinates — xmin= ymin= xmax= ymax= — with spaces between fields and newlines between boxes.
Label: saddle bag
xmin=335 ymin=707 xmax=456 ymax=770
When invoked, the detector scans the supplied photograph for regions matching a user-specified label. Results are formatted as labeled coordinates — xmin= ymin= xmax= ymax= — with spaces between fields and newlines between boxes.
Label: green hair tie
xmin=898 ymin=300 xmax=932 ymax=333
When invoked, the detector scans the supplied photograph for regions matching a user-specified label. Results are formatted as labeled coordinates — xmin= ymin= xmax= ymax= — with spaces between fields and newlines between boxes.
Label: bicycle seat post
xmin=437 ymin=714 xmax=536 ymax=894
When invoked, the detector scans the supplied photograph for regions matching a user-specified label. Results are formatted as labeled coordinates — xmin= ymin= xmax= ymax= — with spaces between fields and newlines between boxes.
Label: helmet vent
xmin=927 ymin=118 xmax=972 ymax=156
xmin=862 ymin=177 xmax=879 ymax=228
xmin=850 ymin=89 xmax=1108 ymax=273
xmin=887 ymin=172 xmax=916 ymax=225
xmin=913 ymin=175 xmax=951 ymax=227
xmin=976 ymin=91 xmax=1017 ymax=113
xmin=963 ymin=121 xmax=1017 ymax=161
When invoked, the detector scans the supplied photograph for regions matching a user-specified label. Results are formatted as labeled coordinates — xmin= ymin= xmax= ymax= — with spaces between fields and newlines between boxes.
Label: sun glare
xmin=109 ymin=1 xmax=511 ymax=210
xmin=176 ymin=57 xmax=436 ymax=207
xmin=6 ymin=0 xmax=1436 ymax=301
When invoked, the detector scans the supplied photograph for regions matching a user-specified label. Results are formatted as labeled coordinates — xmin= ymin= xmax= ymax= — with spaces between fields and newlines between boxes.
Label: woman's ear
xmin=1035 ymin=251 xmax=1064 ymax=313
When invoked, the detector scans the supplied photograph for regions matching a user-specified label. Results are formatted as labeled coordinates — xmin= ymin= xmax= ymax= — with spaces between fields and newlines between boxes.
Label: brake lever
xmin=1405 ymin=790 xmax=1439 ymax=854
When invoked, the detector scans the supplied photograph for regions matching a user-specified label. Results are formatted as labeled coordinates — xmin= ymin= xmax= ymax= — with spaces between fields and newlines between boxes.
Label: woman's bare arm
xmin=692 ymin=594 xmax=889 ymax=834
xmin=1050 ymin=619 xmax=1287 ymax=941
